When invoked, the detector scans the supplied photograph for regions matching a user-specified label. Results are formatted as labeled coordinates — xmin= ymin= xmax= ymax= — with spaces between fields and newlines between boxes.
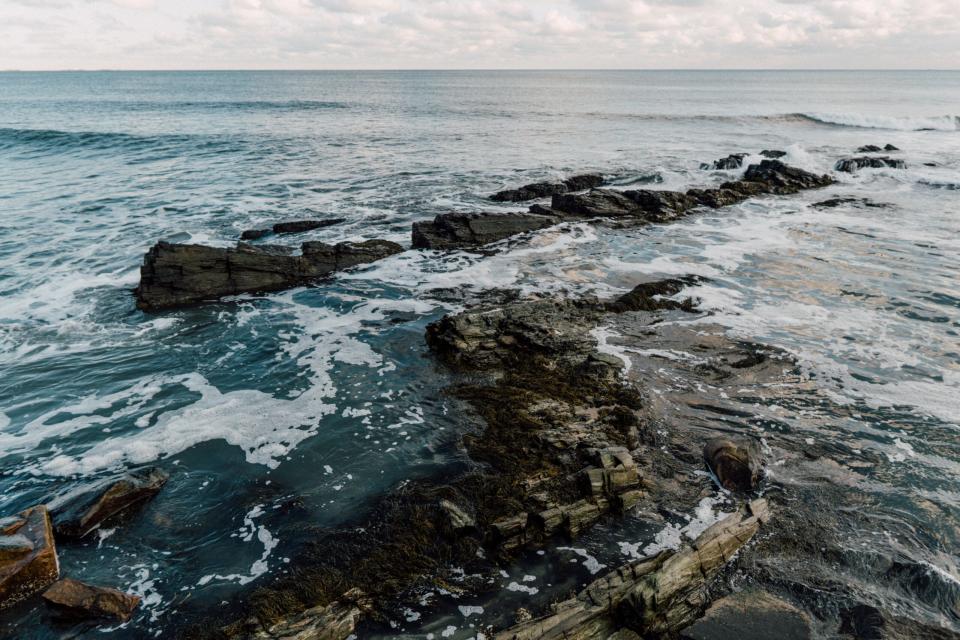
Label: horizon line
xmin=1 ymin=67 xmax=957 ymax=73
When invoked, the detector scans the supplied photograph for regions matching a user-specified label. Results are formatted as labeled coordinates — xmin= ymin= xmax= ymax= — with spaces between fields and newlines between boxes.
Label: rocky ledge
xmin=490 ymin=173 xmax=605 ymax=202
xmin=135 ymin=239 xmax=403 ymax=311
xmin=835 ymin=156 xmax=906 ymax=172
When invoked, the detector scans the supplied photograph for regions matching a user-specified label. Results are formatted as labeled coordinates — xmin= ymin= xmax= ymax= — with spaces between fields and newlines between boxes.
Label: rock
xmin=412 ymin=211 xmax=564 ymax=250
xmin=52 ymin=467 xmax=169 ymax=538
xmin=741 ymin=160 xmax=834 ymax=193
xmin=701 ymin=154 xmax=748 ymax=170
xmin=495 ymin=500 xmax=770 ymax=639
xmin=240 ymin=589 xmax=372 ymax=640
xmin=760 ymin=150 xmax=787 ymax=159
xmin=704 ymin=438 xmax=762 ymax=492
xmin=679 ymin=590 xmax=811 ymax=640
xmin=240 ymin=228 xmax=272 ymax=240
xmin=856 ymin=145 xmax=884 ymax=153
xmin=606 ymin=630 xmax=642 ymax=640
xmin=0 ymin=505 xmax=59 ymax=610
xmin=839 ymin=604 xmax=885 ymax=639
xmin=42 ymin=578 xmax=141 ymax=621
xmin=241 ymin=218 xmax=346 ymax=241
xmin=490 ymin=174 xmax=605 ymax=202
xmin=551 ymin=189 xmax=642 ymax=218
xmin=884 ymin=144 xmax=900 ymax=151
xmin=813 ymin=197 xmax=887 ymax=209
xmin=0 ymin=535 xmax=34 ymax=562
xmin=135 ymin=239 xmax=402 ymax=310
xmin=439 ymin=499 xmax=477 ymax=536
xmin=605 ymin=278 xmax=696 ymax=313
xmin=0 ymin=517 xmax=26 ymax=534
xmin=835 ymin=157 xmax=906 ymax=172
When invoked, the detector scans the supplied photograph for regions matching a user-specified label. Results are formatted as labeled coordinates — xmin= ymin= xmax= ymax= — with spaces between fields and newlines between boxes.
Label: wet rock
xmin=839 ymin=604 xmax=885 ymax=639
xmin=240 ymin=228 xmax=272 ymax=240
xmin=0 ymin=505 xmax=59 ymax=610
xmin=761 ymin=150 xmax=787 ymax=159
xmin=856 ymin=144 xmax=899 ymax=153
xmin=0 ymin=535 xmax=34 ymax=561
xmin=52 ymin=467 xmax=169 ymax=538
xmin=621 ymin=189 xmax=697 ymax=221
xmin=0 ymin=517 xmax=26 ymax=534
xmin=135 ymin=239 xmax=402 ymax=310
xmin=411 ymin=211 xmax=564 ymax=250
xmin=704 ymin=438 xmax=762 ymax=492
xmin=490 ymin=173 xmax=605 ymax=202
xmin=241 ymin=218 xmax=346 ymax=241
xmin=701 ymin=154 xmax=748 ymax=170
xmin=605 ymin=278 xmax=697 ymax=313
xmin=42 ymin=578 xmax=141 ymax=621
xmin=606 ymin=631 xmax=642 ymax=640
xmin=495 ymin=500 xmax=770 ymax=639
xmin=813 ymin=197 xmax=887 ymax=209
xmin=679 ymin=590 xmax=812 ymax=640
xmin=741 ymin=160 xmax=835 ymax=193
xmin=551 ymin=188 xmax=642 ymax=218
xmin=835 ymin=157 xmax=906 ymax=172
xmin=884 ymin=144 xmax=900 ymax=151
xmin=242 ymin=589 xmax=371 ymax=640
xmin=439 ymin=499 xmax=477 ymax=536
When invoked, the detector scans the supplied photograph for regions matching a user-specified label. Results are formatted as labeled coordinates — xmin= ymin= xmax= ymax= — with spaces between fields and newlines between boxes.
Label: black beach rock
xmin=835 ymin=157 xmax=906 ymax=172
xmin=856 ymin=144 xmax=900 ymax=153
xmin=52 ymin=467 xmax=169 ymax=538
xmin=135 ymin=239 xmax=402 ymax=310
xmin=760 ymin=150 xmax=787 ymax=159
xmin=241 ymin=218 xmax=346 ymax=240
xmin=42 ymin=578 xmax=140 ymax=621
xmin=490 ymin=173 xmax=605 ymax=202
xmin=701 ymin=154 xmax=748 ymax=170
xmin=411 ymin=211 xmax=566 ymax=250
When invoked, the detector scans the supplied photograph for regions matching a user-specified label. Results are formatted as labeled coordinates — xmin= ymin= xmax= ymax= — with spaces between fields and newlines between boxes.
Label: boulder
xmin=551 ymin=189 xmax=642 ymax=218
xmin=740 ymin=160 xmax=834 ymax=193
xmin=135 ymin=239 xmax=402 ymax=310
xmin=679 ymin=590 xmax=812 ymax=640
xmin=703 ymin=438 xmax=762 ymax=492
xmin=52 ymin=467 xmax=169 ymax=538
xmin=855 ymin=144 xmax=899 ymax=153
xmin=701 ymin=154 xmax=748 ymax=170
xmin=412 ymin=211 xmax=566 ymax=250
xmin=0 ymin=505 xmax=59 ymax=610
xmin=884 ymin=144 xmax=900 ymax=151
xmin=490 ymin=174 xmax=605 ymax=202
xmin=835 ymin=157 xmax=906 ymax=172
xmin=760 ymin=150 xmax=787 ymax=159
xmin=42 ymin=578 xmax=141 ymax=621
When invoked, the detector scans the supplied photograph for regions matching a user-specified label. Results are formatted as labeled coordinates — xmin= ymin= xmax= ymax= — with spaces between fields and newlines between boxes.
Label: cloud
xmin=0 ymin=0 xmax=957 ymax=69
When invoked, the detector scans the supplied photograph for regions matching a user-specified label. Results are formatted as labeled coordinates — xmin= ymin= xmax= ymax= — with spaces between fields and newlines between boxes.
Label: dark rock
xmin=272 ymin=219 xmax=345 ymax=234
xmin=742 ymin=160 xmax=835 ymax=193
xmin=240 ymin=228 xmax=271 ymax=241
xmin=835 ymin=157 xmax=906 ymax=172
xmin=0 ymin=505 xmax=59 ymax=610
xmin=42 ymin=578 xmax=140 ymax=621
xmin=813 ymin=197 xmax=887 ymax=209
xmin=439 ymin=499 xmax=477 ymax=536
xmin=760 ymin=150 xmax=787 ymax=159
xmin=490 ymin=173 xmax=605 ymax=202
xmin=679 ymin=590 xmax=812 ymax=640
xmin=701 ymin=154 xmax=748 ymax=170
xmin=605 ymin=278 xmax=697 ymax=313
xmin=135 ymin=239 xmax=402 ymax=310
xmin=839 ymin=604 xmax=885 ymax=639
xmin=704 ymin=438 xmax=762 ymax=492
xmin=52 ymin=467 xmax=169 ymax=538
xmin=238 ymin=589 xmax=371 ymax=640
xmin=884 ymin=144 xmax=900 ymax=151
xmin=412 ymin=211 xmax=565 ymax=250
xmin=856 ymin=145 xmax=884 ymax=153
xmin=622 ymin=189 xmax=697 ymax=221
xmin=551 ymin=189 xmax=641 ymax=218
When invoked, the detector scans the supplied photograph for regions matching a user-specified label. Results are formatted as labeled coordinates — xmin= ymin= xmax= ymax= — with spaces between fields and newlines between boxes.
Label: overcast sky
xmin=1 ymin=0 xmax=957 ymax=70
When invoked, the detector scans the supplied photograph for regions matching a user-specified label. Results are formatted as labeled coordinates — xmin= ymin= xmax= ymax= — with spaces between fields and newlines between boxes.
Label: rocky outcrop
xmin=701 ymin=154 xmax=748 ymax=170
xmin=240 ymin=218 xmax=345 ymax=240
xmin=42 ymin=578 xmax=141 ymax=621
xmin=704 ymin=438 xmax=762 ymax=492
xmin=679 ymin=590 xmax=811 ymax=640
xmin=51 ymin=467 xmax=169 ymax=538
xmin=761 ymin=150 xmax=787 ymax=159
xmin=490 ymin=173 xmax=605 ymax=202
xmin=411 ymin=211 xmax=568 ymax=250
xmin=494 ymin=500 xmax=770 ymax=639
xmin=231 ymin=589 xmax=371 ymax=640
xmin=835 ymin=157 xmax=906 ymax=172
xmin=135 ymin=239 xmax=402 ymax=310
xmin=0 ymin=506 xmax=59 ymax=610
xmin=856 ymin=144 xmax=899 ymax=153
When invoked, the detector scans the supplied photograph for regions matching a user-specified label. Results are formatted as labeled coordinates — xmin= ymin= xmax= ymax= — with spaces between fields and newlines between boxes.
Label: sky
xmin=1 ymin=0 xmax=958 ymax=70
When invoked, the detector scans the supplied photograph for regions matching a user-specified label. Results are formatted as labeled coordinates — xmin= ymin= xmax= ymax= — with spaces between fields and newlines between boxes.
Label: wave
xmin=0 ymin=126 xmax=239 ymax=155
xmin=795 ymin=112 xmax=959 ymax=131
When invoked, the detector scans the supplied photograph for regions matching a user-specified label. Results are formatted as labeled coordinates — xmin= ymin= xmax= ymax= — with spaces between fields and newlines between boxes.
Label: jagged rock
xmin=51 ymin=467 xmax=169 ymax=538
xmin=0 ymin=505 xmax=59 ymax=610
xmin=135 ymin=239 xmax=402 ymax=310
xmin=700 ymin=154 xmax=748 ymax=170
xmin=551 ymin=189 xmax=642 ymax=218
xmin=495 ymin=500 xmax=770 ymax=639
xmin=813 ymin=197 xmax=887 ymax=209
xmin=761 ymin=150 xmax=787 ymax=159
xmin=884 ymin=144 xmax=900 ymax=151
xmin=439 ymin=499 xmax=477 ymax=536
xmin=704 ymin=438 xmax=762 ymax=492
xmin=242 ymin=589 xmax=372 ymax=640
xmin=491 ymin=174 xmax=605 ymax=202
xmin=740 ymin=160 xmax=835 ymax=193
xmin=835 ymin=157 xmax=906 ymax=172
xmin=679 ymin=590 xmax=812 ymax=640
xmin=412 ymin=211 xmax=565 ymax=250
xmin=42 ymin=578 xmax=141 ymax=621
xmin=605 ymin=278 xmax=697 ymax=313
xmin=839 ymin=604 xmax=885 ymax=639
xmin=856 ymin=144 xmax=899 ymax=153
xmin=241 ymin=218 xmax=346 ymax=240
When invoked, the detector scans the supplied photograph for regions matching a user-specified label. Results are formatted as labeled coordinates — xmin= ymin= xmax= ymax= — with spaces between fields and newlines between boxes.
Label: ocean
xmin=0 ymin=70 xmax=958 ymax=638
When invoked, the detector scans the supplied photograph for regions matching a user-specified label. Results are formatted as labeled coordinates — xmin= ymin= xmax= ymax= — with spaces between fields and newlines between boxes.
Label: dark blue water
xmin=0 ymin=71 xmax=958 ymax=638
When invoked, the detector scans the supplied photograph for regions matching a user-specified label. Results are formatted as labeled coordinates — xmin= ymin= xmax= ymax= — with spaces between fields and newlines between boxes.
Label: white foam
xmin=619 ymin=496 xmax=732 ymax=559
xmin=802 ymin=112 xmax=959 ymax=131
xmin=557 ymin=546 xmax=606 ymax=574
xmin=198 ymin=505 xmax=278 ymax=586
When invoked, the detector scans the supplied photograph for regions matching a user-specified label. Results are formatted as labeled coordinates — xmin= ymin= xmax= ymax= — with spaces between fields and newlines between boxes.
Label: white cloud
xmin=0 ymin=0 xmax=957 ymax=69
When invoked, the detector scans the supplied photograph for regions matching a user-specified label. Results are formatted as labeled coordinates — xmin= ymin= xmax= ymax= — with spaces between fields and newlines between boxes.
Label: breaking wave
xmin=795 ymin=112 xmax=960 ymax=131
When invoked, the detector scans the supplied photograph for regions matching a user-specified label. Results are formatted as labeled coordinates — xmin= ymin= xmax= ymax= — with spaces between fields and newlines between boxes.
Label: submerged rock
xmin=495 ymin=500 xmax=771 ymax=639
xmin=239 ymin=589 xmax=371 ymax=640
xmin=0 ymin=506 xmax=59 ymax=610
xmin=135 ymin=239 xmax=402 ymax=310
xmin=761 ymin=150 xmax=787 ymax=159
xmin=42 ymin=578 xmax=141 ymax=621
xmin=411 ymin=211 xmax=565 ymax=250
xmin=680 ymin=590 xmax=811 ymax=640
xmin=701 ymin=154 xmax=748 ymax=170
xmin=704 ymin=438 xmax=762 ymax=492
xmin=241 ymin=218 xmax=346 ymax=240
xmin=490 ymin=173 xmax=605 ymax=202
xmin=835 ymin=157 xmax=906 ymax=172
xmin=52 ymin=467 xmax=169 ymax=538
xmin=856 ymin=144 xmax=900 ymax=153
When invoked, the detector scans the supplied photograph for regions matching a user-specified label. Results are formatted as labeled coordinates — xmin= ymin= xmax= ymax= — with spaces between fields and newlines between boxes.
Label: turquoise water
xmin=0 ymin=71 xmax=958 ymax=638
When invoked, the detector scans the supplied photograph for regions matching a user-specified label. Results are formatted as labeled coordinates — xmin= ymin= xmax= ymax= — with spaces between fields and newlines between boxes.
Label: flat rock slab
xmin=135 ymin=239 xmax=402 ymax=310
xmin=43 ymin=578 xmax=140 ymax=621
xmin=490 ymin=173 xmax=604 ymax=202
xmin=241 ymin=218 xmax=346 ymax=240
xmin=680 ymin=590 xmax=811 ymax=640
xmin=0 ymin=505 xmax=59 ymax=610
xmin=52 ymin=467 xmax=169 ymax=539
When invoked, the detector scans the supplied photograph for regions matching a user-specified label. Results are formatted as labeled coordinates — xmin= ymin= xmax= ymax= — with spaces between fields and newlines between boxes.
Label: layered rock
xmin=494 ymin=500 xmax=770 ymax=639
xmin=704 ymin=438 xmax=763 ymax=492
xmin=42 ymin=578 xmax=141 ymax=621
xmin=835 ymin=157 xmax=906 ymax=172
xmin=0 ymin=506 xmax=59 ymax=610
xmin=411 ymin=211 xmax=567 ymax=250
xmin=233 ymin=589 xmax=371 ymax=640
xmin=679 ymin=590 xmax=811 ymax=640
xmin=490 ymin=173 xmax=605 ymax=202
xmin=240 ymin=218 xmax=345 ymax=240
xmin=51 ymin=467 xmax=169 ymax=538
xmin=135 ymin=239 xmax=402 ymax=310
